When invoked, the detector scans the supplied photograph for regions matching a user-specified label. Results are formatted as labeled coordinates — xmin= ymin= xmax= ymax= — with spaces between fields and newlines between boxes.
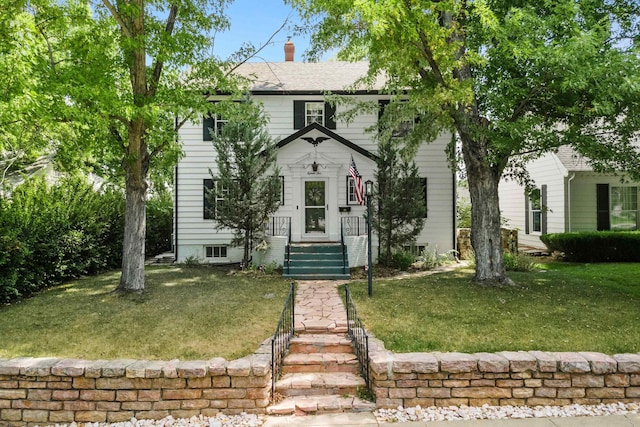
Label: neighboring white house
xmin=499 ymin=145 xmax=640 ymax=250
xmin=173 ymin=45 xmax=456 ymax=271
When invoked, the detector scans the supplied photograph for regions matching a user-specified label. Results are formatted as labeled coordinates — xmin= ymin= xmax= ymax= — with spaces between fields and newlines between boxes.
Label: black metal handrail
xmin=271 ymin=282 xmax=295 ymax=399
xmin=341 ymin=216 xmax=367 ymax=236
xmin=340 ymin=221 xmax=348 ymax=274
xmin=285 ymin=219 xmax=292 ymax=275
xmin=266 ymin=216 xmax=291 ymax=237
xmin=345 ymin=285 xmax=371 ymax=396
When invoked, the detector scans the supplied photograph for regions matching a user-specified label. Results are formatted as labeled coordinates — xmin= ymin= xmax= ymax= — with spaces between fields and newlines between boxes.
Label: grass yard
xmin=345 ymin=262 xmax=640 ymax=354
xmin=0 ymin=266 xmax=291 ymax=361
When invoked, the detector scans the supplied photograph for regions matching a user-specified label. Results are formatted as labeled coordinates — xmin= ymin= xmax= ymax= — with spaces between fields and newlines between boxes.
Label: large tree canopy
xmin=289 ymin=0 xmax=640 ymax=285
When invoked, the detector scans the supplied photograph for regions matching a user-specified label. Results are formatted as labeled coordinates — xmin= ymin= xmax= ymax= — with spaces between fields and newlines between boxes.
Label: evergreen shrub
xmin=540 ymin=231 xmax=640 ymax=262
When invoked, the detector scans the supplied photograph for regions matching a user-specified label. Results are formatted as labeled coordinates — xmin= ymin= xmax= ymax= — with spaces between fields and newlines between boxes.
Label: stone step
xmin=266 ymin=394 xmax=376 ymax=415
xmin=274 ymin=372 xmax=366 ymax=397
xmin=289 ymin=334 xmax=353 ymax=354
xmin=283 ymin=352 xmax=359 ymax=374
xmin=294 ymin=320 xmax=349 ymax=335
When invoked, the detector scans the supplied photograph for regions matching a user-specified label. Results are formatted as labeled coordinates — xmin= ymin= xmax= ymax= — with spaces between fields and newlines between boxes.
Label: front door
xmin=304 ymin=180 xmax=326 ymax=235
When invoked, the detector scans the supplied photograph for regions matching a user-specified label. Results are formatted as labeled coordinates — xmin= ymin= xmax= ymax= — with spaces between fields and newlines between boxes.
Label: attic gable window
xmin=293 ymin=101 xmax=336 ymax=130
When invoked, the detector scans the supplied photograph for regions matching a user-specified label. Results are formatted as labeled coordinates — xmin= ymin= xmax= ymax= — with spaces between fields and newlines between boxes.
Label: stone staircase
xmin=267 ymin=281 xmax=374 ymax=415
xmin=283 ymin=243 xmax=350 ymax=280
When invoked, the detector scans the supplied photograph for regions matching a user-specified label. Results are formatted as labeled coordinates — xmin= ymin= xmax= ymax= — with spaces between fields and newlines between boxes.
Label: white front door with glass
xmin=304 ymin=180 xmax=327 ymax=236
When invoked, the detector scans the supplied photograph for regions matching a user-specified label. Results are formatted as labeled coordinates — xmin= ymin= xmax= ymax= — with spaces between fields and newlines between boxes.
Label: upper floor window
xmin=203 ymin=179 xmax=228 ymax=219
xmin=203 ymin=113 xmax=227 ymax=141
xmin=378 ymin=100 xmax=416 ymax=138
xmin=293 ymin=101 xmax=336 ymax=130
xmin=305 ymin=102 xmax=324 ymax=126
xmin=610 ymin=186 xmax=638 ymax=230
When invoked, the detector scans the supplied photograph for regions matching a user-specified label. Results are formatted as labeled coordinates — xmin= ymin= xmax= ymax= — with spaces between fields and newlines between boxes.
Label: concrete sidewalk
xmin=263 ymin=412 xmax=640 ymax=427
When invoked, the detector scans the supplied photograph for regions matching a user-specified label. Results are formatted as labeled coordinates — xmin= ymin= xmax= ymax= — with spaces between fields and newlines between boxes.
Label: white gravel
xmin=374 ymin=402 xmax=640 ymax=423
xmin=39 ymin=402 xmax=640 ymax=426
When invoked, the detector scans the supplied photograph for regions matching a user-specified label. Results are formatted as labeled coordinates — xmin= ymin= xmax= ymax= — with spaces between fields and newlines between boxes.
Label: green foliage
xmin=540 ymin=231 xmax=640 ymax=262
xmin=503 ymin=252 xmax=538 ymax=272
xmin=208 ymin=102 xmax=282 ymax=265
xmin=374 ymin=139 xmax=426 ymax=266
xmin=391 ymin=250 xmax=415 ymax=271
xmin=146 ymin=191 xmax=173 ymax=257
xmin=415 ymin=246 xmax=455 ymax=270
xmin=0 ymin=176 xmax=125 ymax=304
xmin=457 ymin=197 xmax=472 ymax=228
xmin=289 ymin=0 xmax=640 ymax=283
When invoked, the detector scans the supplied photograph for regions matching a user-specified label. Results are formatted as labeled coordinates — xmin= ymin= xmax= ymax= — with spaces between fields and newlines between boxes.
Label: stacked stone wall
xmin=370 ymin=348 xmax=640 ymax=408
xmin=0 ymin=352 xmax=271 ymax=426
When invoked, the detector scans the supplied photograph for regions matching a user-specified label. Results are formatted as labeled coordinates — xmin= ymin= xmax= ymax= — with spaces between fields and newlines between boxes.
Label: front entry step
xmin=267 ymin=395 xmax=376 ymax=415
xmin=283 ymin=243 xmax=350 ymax=280
xmin=274 ymin=372 xmax=366 ymax=397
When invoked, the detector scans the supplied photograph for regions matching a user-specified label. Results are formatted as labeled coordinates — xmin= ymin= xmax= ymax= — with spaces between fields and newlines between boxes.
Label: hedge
xmin=540 ymin=231 xmax=640 ymax=262
xmin=0 ymin=177 xmax=173 ymax=304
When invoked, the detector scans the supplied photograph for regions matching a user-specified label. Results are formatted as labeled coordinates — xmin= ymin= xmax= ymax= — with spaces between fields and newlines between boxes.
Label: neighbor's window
xmin=610 ymin=186 xmax=638 ymax=230
xmin=305 ymin=102 xmax=324 ymax=126
xmin=205 ymin=246 xmax=227 ymax=258
xmin=529 ymin=188 xmax=542 ymax=233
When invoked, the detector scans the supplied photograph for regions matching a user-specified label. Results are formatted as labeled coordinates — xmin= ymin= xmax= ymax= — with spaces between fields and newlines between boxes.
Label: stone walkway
xmin=294 ymin=280 xmax=349 ymax=334
xmin=268 ymin=279 xmax=373 ymax=415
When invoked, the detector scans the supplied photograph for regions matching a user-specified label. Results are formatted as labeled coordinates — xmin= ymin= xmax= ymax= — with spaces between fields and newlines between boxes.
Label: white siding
xmin=498 ymin=152 xmax=568 ymax=249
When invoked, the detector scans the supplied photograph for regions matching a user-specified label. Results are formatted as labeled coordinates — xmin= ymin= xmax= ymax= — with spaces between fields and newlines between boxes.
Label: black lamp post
xmin=365 ymin=180 xmax=373 ymax=297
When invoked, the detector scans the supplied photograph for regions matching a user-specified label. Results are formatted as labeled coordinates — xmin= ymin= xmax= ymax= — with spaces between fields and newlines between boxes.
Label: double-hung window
xmin=610 ymin=186 xmax=638 ymax=230
xmin=293 ymin=101 xmax=336 ymax=129
xmin=305 ymin=102 xmax=324 ymax=126
xmin=529 ymin=188 xmax=542 ymax=233
xmin=203 ymin=179 xmax=228 ymax=219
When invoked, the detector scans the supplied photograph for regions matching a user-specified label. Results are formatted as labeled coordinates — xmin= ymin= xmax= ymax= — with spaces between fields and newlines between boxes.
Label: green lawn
xmin=0 ymin=266 xmax=291 ymax=361
xmin=345 ymin=262 xmax=640 ymax=354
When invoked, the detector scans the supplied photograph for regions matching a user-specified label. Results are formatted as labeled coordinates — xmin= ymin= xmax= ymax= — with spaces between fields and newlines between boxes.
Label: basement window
xmin=205 ymin=246 xmax=227 ymax=258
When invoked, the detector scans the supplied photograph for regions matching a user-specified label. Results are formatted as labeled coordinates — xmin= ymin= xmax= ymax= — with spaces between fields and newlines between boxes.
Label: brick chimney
xmin=284 ymin=37 xmax=295 ymax=62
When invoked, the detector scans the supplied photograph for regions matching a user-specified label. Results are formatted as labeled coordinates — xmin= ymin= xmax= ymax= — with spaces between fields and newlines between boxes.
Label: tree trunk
xmin=458 ymin=128 xmax=512 ymax=286
xmin=117 ymin=119 xmax=148 ymax=292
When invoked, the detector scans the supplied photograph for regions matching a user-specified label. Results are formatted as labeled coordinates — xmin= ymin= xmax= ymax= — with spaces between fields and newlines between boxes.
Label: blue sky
xmin=213 ymin=0 xmax=311 ymax=62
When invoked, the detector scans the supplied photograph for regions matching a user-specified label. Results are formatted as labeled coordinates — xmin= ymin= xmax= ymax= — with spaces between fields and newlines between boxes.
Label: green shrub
xmin=146 ymin=191 xmax=173 ymax=257
xmin=540 ymin=231 xmax=640 ymax=262
xmin=391 ymin=250 xmax=415 ymax=271
xmin=503 ymin=252 xmax=538 ymax=272
xmin=0 ymin=177 xmax=125 ymax=303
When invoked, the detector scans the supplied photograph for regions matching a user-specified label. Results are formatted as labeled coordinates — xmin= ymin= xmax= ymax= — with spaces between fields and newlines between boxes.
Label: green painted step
xmin=284 ymin=243 xmax=350 ymax=280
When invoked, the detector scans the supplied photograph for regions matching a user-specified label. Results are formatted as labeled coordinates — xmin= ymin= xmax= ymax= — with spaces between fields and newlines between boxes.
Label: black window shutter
xmin=596 ymin=184 xmax=610 ymax=230
xmin=293 ymin=101 xmax=305 ymax=129
xmin=541 ymin=184 xmax=548 ymax=234
xmin=203 ymin=179 xmax=214 ymax=219
xmin=524 ymin=192 xmax=530 ymax=234
xmin=203 ymin=115 xmax=214 ymax=141
xmin=325 ymin=102 xmax=336 ymax=129
xmin=422 ymin=178 xmax=428 ymax=218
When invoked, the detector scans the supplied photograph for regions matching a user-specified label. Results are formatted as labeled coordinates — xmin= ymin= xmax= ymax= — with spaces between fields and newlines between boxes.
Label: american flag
xmin=349 ymin=156 xmax=365 ymax=205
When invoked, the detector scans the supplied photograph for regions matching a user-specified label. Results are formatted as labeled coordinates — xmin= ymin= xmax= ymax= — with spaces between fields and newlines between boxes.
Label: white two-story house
xmin=173 ymin=43 xmax=456 ymax=277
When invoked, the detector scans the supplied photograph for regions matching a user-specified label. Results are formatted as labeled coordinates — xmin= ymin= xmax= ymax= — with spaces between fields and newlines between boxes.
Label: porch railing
xmin=271 ymin=282 xmax=295 ymax=399
xmin=265 ymin=216 xmax=291 ymax=237
xmin=340 ymin=221 xmax=348 ymax=274
xmin=341 ymin=216 xmax=367 ymax=236
xmin=345 ymin=285 xmax=371 ymax=396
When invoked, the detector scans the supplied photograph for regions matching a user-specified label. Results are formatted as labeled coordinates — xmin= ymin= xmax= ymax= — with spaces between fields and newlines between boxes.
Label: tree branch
xmin=226 ymin=17 xmax=289 ymax=75
xmin=101 ymin=0 xmax=132 ymax=38
xmin=149 ymin=3 xmax=178 ymax=98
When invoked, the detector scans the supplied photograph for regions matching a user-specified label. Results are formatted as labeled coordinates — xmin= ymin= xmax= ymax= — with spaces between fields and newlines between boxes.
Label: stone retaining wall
xmin=0 ymin=348 xmax=271 ymax=426
xmin=369 ymin=345 xmax=640 ymax=408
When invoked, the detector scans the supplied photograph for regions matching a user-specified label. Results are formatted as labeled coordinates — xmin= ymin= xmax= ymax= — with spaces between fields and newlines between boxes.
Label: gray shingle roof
xmin=234 ymin=61 xmax=383 ymax=92
xmin=554 ymin=145 xmax=594 ymax=171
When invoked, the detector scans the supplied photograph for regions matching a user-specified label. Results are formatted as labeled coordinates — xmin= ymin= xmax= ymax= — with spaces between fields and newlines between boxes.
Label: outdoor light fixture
xmin=365 ymin=180 xmax=373 ymax=297
xmin=312 ymin=161 xmax=319 ymax=172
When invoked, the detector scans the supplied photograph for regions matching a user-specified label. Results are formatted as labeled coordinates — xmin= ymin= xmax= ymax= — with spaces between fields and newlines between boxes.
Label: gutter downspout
xmin=567 ymin=173 xmax=575 ymax=232
xmin=452 ymin=171 xmax=458 ymax=258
